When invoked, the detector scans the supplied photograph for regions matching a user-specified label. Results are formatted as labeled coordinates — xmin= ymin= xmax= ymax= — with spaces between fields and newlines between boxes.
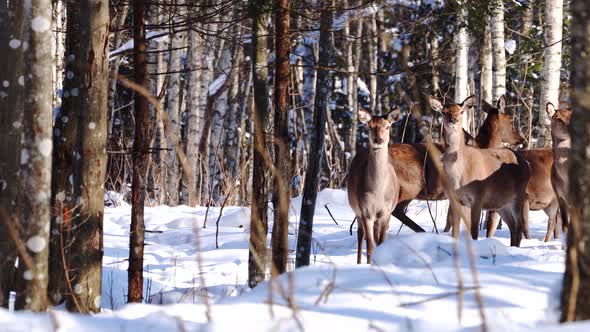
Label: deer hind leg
xmin=392 ymin=201 xmax=425 ymax=232
xmin=375 ymin=214 xmax=390 ymax=245
xmin=522 ymin=198 xmax=531 ymax=240
xmin=470 ymin=199 xmax=482 ymax=241
xmin=356 ymin=216 xmax=365 ymax=264
xmin=486 ymin=211 xmax=500 ymax=238
xmin=543 ymin=200 xmax=559 ymax=242
xmin=557 ymin=195 xmax=570 ymax=233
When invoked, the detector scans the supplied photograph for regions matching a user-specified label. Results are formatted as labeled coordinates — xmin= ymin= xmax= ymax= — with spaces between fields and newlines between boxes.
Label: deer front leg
xmin=356 ymin=216 xmax=364 ymax=264
xmin=365 ymin=218 xmax=376 ymax=264
xmin=470 ymin=200 xmax=482 ymax=241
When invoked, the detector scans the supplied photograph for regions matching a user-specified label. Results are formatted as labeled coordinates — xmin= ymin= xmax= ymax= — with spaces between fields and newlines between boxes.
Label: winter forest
xmin=2 ymin=0 xmax=590 ymax=330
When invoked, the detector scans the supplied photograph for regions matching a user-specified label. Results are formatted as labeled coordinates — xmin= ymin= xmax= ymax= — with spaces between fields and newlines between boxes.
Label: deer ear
xmin=429 ymin=96 xmax=443 ymax=113
xmin=358 ymin=108 xmax=372 ymax=124
xmin=546 ymin=102 xmax=556 ymax=118
xmin=496 ymin=95 xmax=506 ymax=113
xmin=387 ymin=107 xmax=401 ymax=123
xmin=460 ymin=95 xmax=476 ymax=109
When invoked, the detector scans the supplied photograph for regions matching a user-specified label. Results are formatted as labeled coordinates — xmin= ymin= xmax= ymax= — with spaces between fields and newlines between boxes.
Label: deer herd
xmin=347 ymin=95 xmax=572 ymax=264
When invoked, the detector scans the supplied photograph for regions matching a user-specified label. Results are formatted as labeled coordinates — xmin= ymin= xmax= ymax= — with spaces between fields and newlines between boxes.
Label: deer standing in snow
xmin=347 ymin=108 xmax=401 ymax=264
xmin=547 ymin=103 xmax=572 ymax=236
xmin=389 ymin=96 xmax=526 ymax=232
xmin=430 ymin=95 xmax=531 ymax=246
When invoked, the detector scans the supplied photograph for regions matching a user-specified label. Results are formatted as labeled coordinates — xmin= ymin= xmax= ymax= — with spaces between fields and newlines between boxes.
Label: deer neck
xmin=552 ymin=126 xmax=571 ymax=166
xmin=444 ymin=123 xmax=466 ymax=155
xmin=476 ymin=116 xmax=501 ymax=148
xmin=366 ymin=147 xmax=393 ymax=184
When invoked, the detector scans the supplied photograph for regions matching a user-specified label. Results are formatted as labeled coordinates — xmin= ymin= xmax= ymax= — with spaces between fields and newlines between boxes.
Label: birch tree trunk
xmin=366 ymin=15 xmax=378 ymax=113
xmin=431 ymin=32 xmax=440 ymax=93
xmin=561 ymin=0 xmax=590 ymax=321
xmin=164 ymin=0 xmax=186 ymax=206
xmin=128 ymin=0 xmax=149 ymax=303
xmin=454 ymin=6 xmax=469 ymax=128
xmin=248 ymin=0 xmax=271 ymax=287
xmin=481 ymin=22 xmax=493 ymax=105
xmin=539 ymin=0 xmax=563 ymax=147
xmin=491 ymin=0 xmax=506 ymax=102
xmin=14 ymin=0 xmax=53 ymax=311
xmin=183 ymin=0 xmax=202 ymax=206
xmin=223 ymin=25 xmax=245 ymax=202
xmin=0 ymin=0 xmax=25 ymax=308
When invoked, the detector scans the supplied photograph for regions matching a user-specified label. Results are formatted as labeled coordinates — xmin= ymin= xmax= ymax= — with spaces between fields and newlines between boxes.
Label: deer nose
xmin=373 ymin=138 xmax=384 ymax=145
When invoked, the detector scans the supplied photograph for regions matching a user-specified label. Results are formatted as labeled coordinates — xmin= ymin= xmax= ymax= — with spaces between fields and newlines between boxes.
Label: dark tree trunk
xmin=248 ymin=0 xmax=271 ymax=288
xmin=295 ymin=0 xmax=333 ymax=268
xmin=271 ymin=0 xmax=291 ymax=276
xmin=14 ymin=0 xmax=53 ymax=312
xmin=128 ymin=0 xmax=149 ymax=303
xmin=561 ymin=0 xmax=590 ymax=321
xmin=0 ymin=0 xmax=24 ymax=308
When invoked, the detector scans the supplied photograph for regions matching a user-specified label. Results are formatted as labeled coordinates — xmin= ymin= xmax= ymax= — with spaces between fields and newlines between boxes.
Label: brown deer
xmin=547 ymin=103 xmax=572 ymax=236
xmin=347 ymin=108 xmax=401 ymax=264
xmin=390 ymin=96 xmax=525 ymax=233
xmin=430 ymin=95 xmax=531 ymax=246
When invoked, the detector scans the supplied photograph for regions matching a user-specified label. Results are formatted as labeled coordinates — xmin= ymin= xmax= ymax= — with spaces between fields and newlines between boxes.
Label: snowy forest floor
xmin=2 ymin=189 xmax=590 ymax=331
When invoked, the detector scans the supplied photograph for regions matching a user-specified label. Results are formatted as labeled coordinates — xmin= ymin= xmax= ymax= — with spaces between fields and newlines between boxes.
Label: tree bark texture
xmin=560 ymin=0 xmax=590 ymax=321
xmin=296 ymin=0 xmax=333 ymax=267
xmin=248 ymin=0 xmax=271 ymax=287
xmin=0 ymin=0 xmax=25 ymax=308
xmin=129 ymin=0 xmax=149 ymax=303
xmin=14 ymin=0 xmax=53 ymax=312
xmin=271 ymin=0 xmax=291 ymax=275
xmin=491 ymin=0 xmax=506 ymax=102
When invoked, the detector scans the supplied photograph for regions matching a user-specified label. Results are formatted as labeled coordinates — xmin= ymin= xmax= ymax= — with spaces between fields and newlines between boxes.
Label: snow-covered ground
xmin=2 ymin=189 xmax=589 ymax=331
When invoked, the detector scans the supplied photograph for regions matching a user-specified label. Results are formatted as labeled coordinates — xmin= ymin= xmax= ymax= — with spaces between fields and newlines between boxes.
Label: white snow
xmin=506 ymin=39 xmax=517 ymax=55
xmin=31 ymin=16 xmax=51 ymax=33
xmin=25 ymin=235 xmax=46 ymax=253
xmin=1 ymin=189 xmax=587 ymax=331
xmin=88 ymin=122 xmax=96 ymax=130
xmin=38 ymin=138 xmax=52 ymax=157
xmin=8 ymin=39 xmax=21 ymax=49
xmin=208 ymin=74 xmax=227 ymax=95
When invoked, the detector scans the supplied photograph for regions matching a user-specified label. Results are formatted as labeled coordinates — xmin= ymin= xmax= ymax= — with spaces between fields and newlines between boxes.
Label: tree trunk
xmin=481 ymin=22 xmax=493 ymax=105
xmin=61 ymin=0 xmax=109 ymax=313
xmin=223 ymin=25 xmax=245 ymax=204
xmin=248 ymin=0 xmax=271 ymax=287
xmin=128 ymin=0 xmax=149 ymax=303
xmin=164 ymin=0 xmax=185 ymax=206
xmin=183 ymin=1 xmax=202 ymax=206
xmin=539 ymin=0 xmax=563 ymax=147
xmin=366 ymin=15 xmax=378 ymax=113
xmin=271 ymin=0 xmax=291 ymax=275
xmin=560 ymin=0 xmax=590 ymax=321
xmin=296 ymin=0 xmax=333 ymax=268
xmin=454 ymin=7 xmax=469 ymax=128
xmin=431 ymin=32 xmax=440 ymax=93
xmin=491 ymin=0 xmax=506 ymax=102
xmin=0 ymin=0 xmax=25 ymax=308
xmin=14 ymin=0 xmax=53 ymax=312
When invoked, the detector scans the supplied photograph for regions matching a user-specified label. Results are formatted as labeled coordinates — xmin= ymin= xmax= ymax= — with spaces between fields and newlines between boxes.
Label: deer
xmin=389 ymin=96 xmax=526 ymax=233
xmin=347 ymin=107 xmax=401 ymax=264
xmin=547 ymin=103 xmax=572 ymax=238
xmin=430 ymin=95 xmax=531 ymax=246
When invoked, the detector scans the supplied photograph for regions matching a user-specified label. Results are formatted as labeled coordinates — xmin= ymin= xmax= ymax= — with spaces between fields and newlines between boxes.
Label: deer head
xmin=359 ymin=107 xmax=401 ymax=149
xmin=482 ymin=96 xmax=525 ymax=146
xmin=546 ymin=102 xmax=572 ymax=140
xmin=429 ymin=95 xmax=475 ymax=128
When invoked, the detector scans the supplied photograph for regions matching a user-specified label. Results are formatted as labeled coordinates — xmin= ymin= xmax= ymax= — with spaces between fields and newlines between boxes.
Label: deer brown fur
xmin=347 ymin=108 xmax=401 ymax=264
xmin=547 ymin=103 xmax=572 ymax=235
xmin=430 ymin=95 xmax=531 ymax=246
xmin=390 ymin=97 xmax=525 ymax=232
